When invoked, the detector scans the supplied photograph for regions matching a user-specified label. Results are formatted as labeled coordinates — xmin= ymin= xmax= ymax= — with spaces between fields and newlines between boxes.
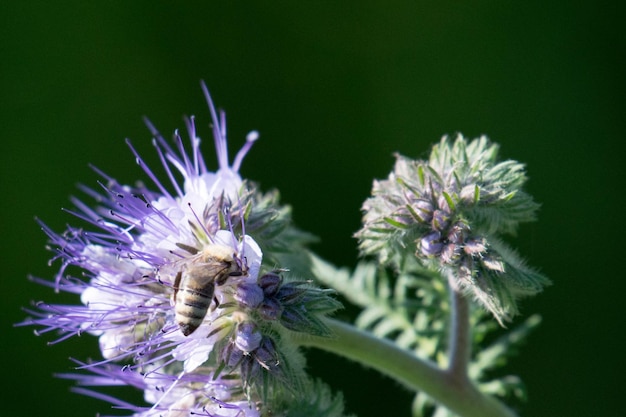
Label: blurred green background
xmin=2 ymin=1 xmax=624 ymax=416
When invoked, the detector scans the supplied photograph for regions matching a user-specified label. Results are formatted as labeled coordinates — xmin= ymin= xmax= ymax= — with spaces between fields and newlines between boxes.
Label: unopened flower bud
xmin=234 ymin=282 xmax=264 ymax=309
xmin=259 ymin=298 xmax=283 ymax=321
xmin=223 ymin=343 xmax=244 ymax=367
xmin=412 ymin=199 xmax=434 ymax=223
xmin=235 ymin=322 xmax=262 ymax=353
xmin=431 ymin=209 xmax=450 ymax=231
xmin=240 ymin=353 xmax=261 ymax=382
xmin=279 ymin=306 xmax=308 ymax=333
xmin=460 ymin=184 xmax=478 ymax=205
xmin=420 ymin=231 xmax=443 ymax=256
xmin=276 ymin=283 xmax=308 ymax=305
xmin=464 ymin=238 xmax=486 ymax=255
xmin=447 ymin=222 xmax=467 ymax=244
xmin=254 ymin=337 xmax=279 ymax=370
xmin=437 ymin=195 xmax=451 ymax=212
xmin=258 ymin=272 xmax=282 ymax=297
xmin=440 ymin=243 xmax=461 ymax=264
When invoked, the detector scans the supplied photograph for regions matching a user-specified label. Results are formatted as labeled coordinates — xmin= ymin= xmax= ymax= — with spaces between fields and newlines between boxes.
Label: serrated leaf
xmin=372 ymin=315 xmax=406 ymax=338
xmin=355 ymin=306 xmax=388 ymax=330
xmin=471 ymin=315 xmax=541 ymax=378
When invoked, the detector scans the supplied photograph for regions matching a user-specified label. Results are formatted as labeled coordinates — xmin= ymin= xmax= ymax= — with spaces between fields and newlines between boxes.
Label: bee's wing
xmin=187 ymin=260 xmax=230 ymax=284
xmin=160 ymin=252 xmax=231 ymax=288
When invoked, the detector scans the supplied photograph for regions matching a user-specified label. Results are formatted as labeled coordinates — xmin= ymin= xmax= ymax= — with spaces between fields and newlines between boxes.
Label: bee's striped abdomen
xmin=174 ymin=274 xmax=217 ymax=336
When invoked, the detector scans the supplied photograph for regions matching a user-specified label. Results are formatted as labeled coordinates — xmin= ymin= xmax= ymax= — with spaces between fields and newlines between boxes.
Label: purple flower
xmin=20 ymin=82 xmax=345 ymax=417
xmin=20 ymin=83 xmax=280 ymax=415
xmin=58 ymin=360 xmax=261 ymax=417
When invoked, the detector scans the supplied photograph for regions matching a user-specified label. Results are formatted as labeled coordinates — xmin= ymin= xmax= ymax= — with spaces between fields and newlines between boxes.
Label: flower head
xmin=21 ymin=83 xmax=342 ymax=416
xmin=356 ymin=135 xmax=550 ymax=324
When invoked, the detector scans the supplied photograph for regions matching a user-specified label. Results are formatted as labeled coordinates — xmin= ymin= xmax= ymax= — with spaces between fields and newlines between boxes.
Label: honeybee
xmin=172 ymin=243 xmax=243 ymax=336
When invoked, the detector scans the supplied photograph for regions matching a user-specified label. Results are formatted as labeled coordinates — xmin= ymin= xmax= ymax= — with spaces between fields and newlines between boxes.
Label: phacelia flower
xmin=21 ymin=82 xmax=342 ymax=416
xmin=355 ymin=135 xmax=550 ymax=324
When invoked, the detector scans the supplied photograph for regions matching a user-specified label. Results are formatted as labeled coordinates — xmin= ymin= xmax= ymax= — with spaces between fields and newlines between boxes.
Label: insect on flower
xmin=172 ymin=243 xmax=246 ymax=336
xmin=19 ymin=82 xmax=345 ymax=416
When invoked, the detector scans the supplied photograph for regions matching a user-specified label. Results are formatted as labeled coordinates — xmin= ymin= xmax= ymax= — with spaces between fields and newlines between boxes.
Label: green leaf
xmin=283 ymin=378 xmax=354 ymax=417
xmin=442 ymin=191 xmax=456 ymax=212
xmin=384 ymin=216 xmax=411 ymax=229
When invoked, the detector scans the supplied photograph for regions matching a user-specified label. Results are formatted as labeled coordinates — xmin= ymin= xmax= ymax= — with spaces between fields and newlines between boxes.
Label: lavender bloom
xmin=20 ymin=83 xmax=341 ymax=416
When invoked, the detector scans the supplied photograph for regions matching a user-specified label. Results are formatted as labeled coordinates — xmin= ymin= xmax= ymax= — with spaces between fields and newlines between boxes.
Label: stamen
xmin=187 ymin=202 xmax=211 ymax=242
xmin=143 ymin=116 xmax=177 ymax=159
xmin=232 ymin=130 xmax=259 ymax=172
xmin=173 ymin=129 xmax=195 ymax=178
xmin=71 ymin=387 xmax=139 ymax=411
xmin=148 ymin=369 xmax=185 ymax=413
xmin=152 ymin=138 xmax=184 ymax=198
xmin=184 ymin=115 xmax=207 ymax=174
xmin=126 ymin=139 xmax=173 ymax=200
xmin=222 ymin=205 xmax=240 ymax=251
xmin=201 ymin=81 xmax=230 ymax=171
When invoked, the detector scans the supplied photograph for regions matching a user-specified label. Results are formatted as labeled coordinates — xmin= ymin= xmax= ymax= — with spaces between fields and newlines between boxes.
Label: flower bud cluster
xmin=229 ymin=270 xmax=341 ymax=337
xmin=356 ymin=135 xmax=549 ymax=324
xmin=206 ymin=268 xmax=340 ymax=392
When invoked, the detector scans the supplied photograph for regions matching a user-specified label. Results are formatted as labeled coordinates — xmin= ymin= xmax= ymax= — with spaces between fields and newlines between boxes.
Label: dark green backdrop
xmin=2 ymin=2 xmax=624 ymax=416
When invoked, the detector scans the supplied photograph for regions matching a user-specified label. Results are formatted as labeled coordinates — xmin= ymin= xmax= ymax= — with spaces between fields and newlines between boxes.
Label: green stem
xmin=448 ymin=277 xmax=471 ymax=379
xmin=292 ymin=318 xmax=517 ymax=417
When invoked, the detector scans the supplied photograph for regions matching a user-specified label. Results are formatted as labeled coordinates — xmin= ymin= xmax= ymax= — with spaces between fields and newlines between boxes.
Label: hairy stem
xmin=448 ymin=277 xmax=471 ymax=379
xmin=292 ymin=318 xmax=517 ymax=417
